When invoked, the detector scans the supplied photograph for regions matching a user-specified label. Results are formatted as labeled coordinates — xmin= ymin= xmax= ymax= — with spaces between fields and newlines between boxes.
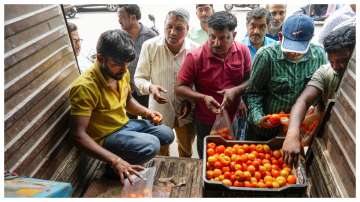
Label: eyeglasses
xmin=72 ymin=38 xmax=83 ymax=44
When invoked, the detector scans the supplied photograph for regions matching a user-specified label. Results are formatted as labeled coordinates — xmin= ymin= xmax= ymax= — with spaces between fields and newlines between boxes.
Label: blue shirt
xmin=266 ymin=33 xmax=279 ymax=41
xmin=241 ymin=36 xmax=277 ymax=61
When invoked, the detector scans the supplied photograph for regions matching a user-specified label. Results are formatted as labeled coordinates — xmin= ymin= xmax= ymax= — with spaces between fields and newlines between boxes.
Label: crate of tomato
xmin=202 ymin=136 xmax=307 ymax=197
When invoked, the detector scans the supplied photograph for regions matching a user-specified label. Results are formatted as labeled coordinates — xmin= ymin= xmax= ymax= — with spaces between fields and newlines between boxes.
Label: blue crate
xmin=5 ymin=177 xmax=73 ymax=198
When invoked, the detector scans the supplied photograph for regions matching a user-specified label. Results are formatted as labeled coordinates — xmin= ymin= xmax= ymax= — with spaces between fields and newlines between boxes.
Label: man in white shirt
xmin=135 ymin=9 xmax=198 ymax=157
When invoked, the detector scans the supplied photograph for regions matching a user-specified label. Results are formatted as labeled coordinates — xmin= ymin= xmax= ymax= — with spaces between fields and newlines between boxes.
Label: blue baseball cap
xmin=281 ymin=14 xmax=314 ymax=54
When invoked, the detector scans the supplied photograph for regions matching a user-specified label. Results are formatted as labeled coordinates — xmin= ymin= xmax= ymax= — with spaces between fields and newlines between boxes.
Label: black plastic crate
xmin=202 ymin=136 xmax=308 ymax=197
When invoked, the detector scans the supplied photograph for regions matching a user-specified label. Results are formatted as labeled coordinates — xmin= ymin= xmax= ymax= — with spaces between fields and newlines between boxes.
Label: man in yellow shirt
xmin=69 ymin=30 xmax=174 ymax=185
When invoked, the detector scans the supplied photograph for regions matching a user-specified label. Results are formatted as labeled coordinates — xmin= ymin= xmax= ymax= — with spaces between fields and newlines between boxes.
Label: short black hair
xmin=196 ymin=4 xmax=213 ymax=9
xmin=118 ymin=4 xmax=141 ymax=20
xmin=246 ymin=7 xmax=270 ymax=25
xmin=96 ymin=29 xmax=135 ymax=63
xmin=323 ymin=25 xmax=356 ymax=53
xmin=67 ymin=22 xmax=77 ymax=33
xmin=208 ymin=11 xmax=237 ymax=31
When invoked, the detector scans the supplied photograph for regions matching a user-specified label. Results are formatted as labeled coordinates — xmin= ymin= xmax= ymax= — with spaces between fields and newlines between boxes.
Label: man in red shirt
xmin=176 ymin=11 xmax=251 ymax=158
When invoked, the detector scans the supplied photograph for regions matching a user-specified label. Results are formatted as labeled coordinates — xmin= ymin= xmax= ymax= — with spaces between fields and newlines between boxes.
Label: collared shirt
xmin=178 ymin=41 xmax=252 ymax=125
xmin=266 ymin=33 xmax=279 ymax=41
xmin=318 ymin=5 xmax=356 ymax=45
xmin=128 ymin=23 xmax=157 ymax=94
xmin=188 ymin=26 xmax=209 ymax=46
xmin=134 ymin=36 xmax=198 ymax=128
xmin=70 ymin=61 xmax=131 ymax=144
xmin=307 ymin=63 xmax=342 ymax=105
xmin=241 ymin=36 xmax=277 ymax=61
xmin=246 ymin=43 xmax=327 ymax=135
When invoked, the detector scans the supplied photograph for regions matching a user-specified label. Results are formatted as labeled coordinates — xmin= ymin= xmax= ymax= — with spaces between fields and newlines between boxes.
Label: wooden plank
xmin=5 ymin=38 xmax=72 ymax=99
xmin=324 ymin=107 xmax=356 ymax=164
xmin=4 ymin=4 xmax=52 ymax=21
xmin=5 ymin=64 xmax=78 ymax=143
xmin=5 ymin=26 xmax=68 ymax=69
xmin=331 ymin=90 xmax=355 ymax=135
xmin=82 ymin=156 xmax=203 ymax=198
xmin=5 ymin=15 xmax=65 ymax=53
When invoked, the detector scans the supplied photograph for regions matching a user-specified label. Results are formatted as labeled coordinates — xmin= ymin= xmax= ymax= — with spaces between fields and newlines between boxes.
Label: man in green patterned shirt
xmin=246 ymin=14 xmax=327 ymax=140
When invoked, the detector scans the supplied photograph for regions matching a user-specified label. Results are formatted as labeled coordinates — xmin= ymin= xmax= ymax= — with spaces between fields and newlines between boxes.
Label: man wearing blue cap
xmin=245 ymin=14 xmax=327 ymax=140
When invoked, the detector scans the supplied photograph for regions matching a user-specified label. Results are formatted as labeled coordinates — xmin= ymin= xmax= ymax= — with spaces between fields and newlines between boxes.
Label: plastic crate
xmin=202 ymin=136 xmax=308 ymax=197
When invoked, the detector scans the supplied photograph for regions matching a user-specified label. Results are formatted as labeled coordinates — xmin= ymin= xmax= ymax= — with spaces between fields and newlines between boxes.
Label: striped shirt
xmin=246 ymin=43 xmax=327 ymax=138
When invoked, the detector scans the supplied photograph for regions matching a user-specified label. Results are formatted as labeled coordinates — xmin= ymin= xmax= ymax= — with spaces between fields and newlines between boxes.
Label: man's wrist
xmin=110 ymin=157 xmax=121 ymax=168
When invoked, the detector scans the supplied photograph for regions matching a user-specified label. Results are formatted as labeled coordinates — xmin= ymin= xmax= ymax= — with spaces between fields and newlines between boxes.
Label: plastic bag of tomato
xmin=202 ymin=136 xmax=307 ymax=197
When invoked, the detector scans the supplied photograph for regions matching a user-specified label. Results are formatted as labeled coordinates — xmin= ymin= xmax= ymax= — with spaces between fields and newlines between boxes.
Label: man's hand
xmin=282 ymin=129 xmax=301 ymax=168
xmin=178 ymin=100 xmax=191 ymax=119
xmin=111 ymin=157 xmax=145 ymax=185
xmin=144 ymin=110 xmax=163 ymax=125
xmin=203 ymin=95 xmax=221 ymax=114
xmin=257 ymin=116 xmax=274 ymax=128
xmin=150 ymin=84 xmax=168 ymax=104
xmin=217 ymin=87 xmax=238 ymax=109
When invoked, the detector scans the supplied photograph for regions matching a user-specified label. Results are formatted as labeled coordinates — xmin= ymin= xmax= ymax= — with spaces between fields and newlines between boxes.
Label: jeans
xmin=195 ymin=121 xmax=212 ymax=159
xmin=103 ymin=119 xmax=174 ymax=165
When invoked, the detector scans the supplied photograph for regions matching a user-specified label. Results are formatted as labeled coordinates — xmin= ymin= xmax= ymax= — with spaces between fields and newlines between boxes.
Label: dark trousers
xmin=195 ymin=121 xmax=213 ymax=159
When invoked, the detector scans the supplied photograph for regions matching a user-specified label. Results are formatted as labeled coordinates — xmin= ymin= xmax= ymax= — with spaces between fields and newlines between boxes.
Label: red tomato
xmin=222 ymin=166 xmax=230 ymax=173
xmin=243 ymin=171 xmax=252 ymax=181
xmin=207 ymin=148 xmax=215 ymax=156
xmin=214 ymin=161 xmax=223 ymax=169
xmin=230 ymin=154 xmax=238 ymax=162
xmin=216 ymin=145 xmax=225 ymax=154
xmin=257 ymin=181 xmax=266 ymax=188
xmin=207 ymin=142 xmax=216 ymax=149
xmin=242 ymin=144 xmax=249 ymax=152
xmin=223 ymin=171 xmax=231 ymax=180
xmin=249 ymin=144 xmax=257 ymax=152
xmin=224 ymin=147 xmax=233 ymax=156
xmin=247 ymin=165 xmax=256 ymax=174
xmin=239 ymin=154 xmax=248 ymax=162
xmin=273 ymin=150 xmax=282 ymax=159
xmin=287 ymin=175 xmax=297 ymax=184
xmin=271 ymin=164 xmax=280 ymax=171
xmin=230 ymin=161 xmax=236 ymax=171
xmin=254 ymin=171 xmax=262 ymax=180
xmin=233 ymin=180 xmax=242 ymax=187
xmin=206 ymin=170 xmax=214 ymax=179
xmin=237 ymin=148 xmax=245 ymax=155
xmin=271 ymin=169 xmax=280 ymax=178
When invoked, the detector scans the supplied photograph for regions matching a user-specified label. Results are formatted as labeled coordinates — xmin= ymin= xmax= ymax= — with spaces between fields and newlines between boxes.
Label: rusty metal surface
xmin=83 ymin=156 xmax=203 ymax=198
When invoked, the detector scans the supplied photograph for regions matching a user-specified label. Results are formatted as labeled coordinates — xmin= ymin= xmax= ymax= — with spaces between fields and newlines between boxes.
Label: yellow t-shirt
xmin=69 ymin=61 xmax=131 ymax=144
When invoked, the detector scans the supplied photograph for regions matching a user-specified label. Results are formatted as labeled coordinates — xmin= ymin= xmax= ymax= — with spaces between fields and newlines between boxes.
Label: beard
xmin=100 ymin=62 xmax=125 ymax=80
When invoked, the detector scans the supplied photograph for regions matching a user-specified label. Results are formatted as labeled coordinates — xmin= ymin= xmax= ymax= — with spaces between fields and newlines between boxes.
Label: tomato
xmin=264 ymin=153 xmax=272 ymax=160
xmin=214 ymin=161 xmax=223 ymax=169
xmin=218 ymin=175 xmax=225 ymax=181
xmin=287 ymin=175 xmax=297 ymax=184
xmin=239 ymin=154 xmax=248 ymax=162
xmin=234 ymin=170 xmax=243 ymax=180
xmin=233 ymin=180 xmax=242 ymax=187
xmin=213 ymin=169 xmax=222 ymax=177
xmin=222 ymin=166 xmax=230 ymax=173
xmin=271 ymin=169 xmax=280 ymax=178
xmin=273 ymin=150 xmax=282 ymax=159
xmin=247 ymin=153 xmax=256 ymax=161
xmin=230 ymin=174 xmax=236 ymax=182
xmin=257 ymin=181 xmax=266 ymax=188
xmin=254 ymin=171 xmax=262 ymax=180
xmin=271 ymin=159 xmax=278 ymax=165
xmin=265 ymin=181 xmax=273 ymax=188
xmin=207 ymin=142 xmax=216 ymax=149
xmin=263 ymin=163 xmax=272 ymax=171
xmin=224 ymin=147 xmax=233 ymax=156
xmin=207 ymin=148 xmax=215 ymax=156
xmin=276 ymin=176 xmax=286 ymax=186
xmin=255 ymin=144 xmax=264 ymax=153
xmin=271 ymin=164 xmax=280 ymax=171
xmin=215 ymin=145 xmax=225 ymax=154
xmin=249 ymin=144 xmax=256 ymax=152
xmin=206 ymin=170 xmax=214 ymax=179
xmin=222 ymin=179 xmax=232 ymax=186
xmin=232 ymin=144 xmax=240 ymax=151
xmin=251 ymin=159 xmax=260 ymax=168
xmin=207 ymin=156 xmax=217 ymax=164
xmin=264 ymin=175 xmax=273 ymax=183
xmin=230 ymin=154 xmax=238 ymax=162
xmin=250 ymin=177 xmax=258 ymax=184
xmin=259 ymin=165 xmax=266 ymax=174
xmin=243 ymin=171 xmax=251 ymax=181
xmin=272 ymin=181 xmax=280 ymax=188
xmin=234 ymin=164 xmax=242 ymax=171
xmin=230 ymin=162 xmax=236 ymax=171
xmin=219 ymin=155 xmax=231 ymax=166
xmin=242 ymin=144 xmax=249 ymax=152
xmin=153 ymin=115 xmax=162 ymax=124
xmin=280 ymin=169 xmax=289 ymax=178
xmin=237 ymin=148 xmax=245 ymax=155
xmin=247 ymin=165 xmax=256 ymax=174
xmin=257 ymin=152 xmax=265 ymax=159
xmin=263 ymin=144 xmax=271 ymax=153
xmin=206 ymin=162 xmax=213 ymax=170
xmin=244 ymin=181 xmax=251 ymax=187
xmin=223 ymin=171 xmax=231 ymax=180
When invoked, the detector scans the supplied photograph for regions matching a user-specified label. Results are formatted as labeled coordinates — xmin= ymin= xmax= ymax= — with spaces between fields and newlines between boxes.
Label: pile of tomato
xmin=206 ymin=142 xmax=297 ymax=188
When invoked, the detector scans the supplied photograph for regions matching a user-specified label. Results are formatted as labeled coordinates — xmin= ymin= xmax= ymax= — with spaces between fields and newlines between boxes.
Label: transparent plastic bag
xmin=119 ymin=166 xmax=156 ymax=198
xmin=210 ymin=109 xmax=235 ymax=140
xmin=300 ymin=106 xmax=323 ymax=146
